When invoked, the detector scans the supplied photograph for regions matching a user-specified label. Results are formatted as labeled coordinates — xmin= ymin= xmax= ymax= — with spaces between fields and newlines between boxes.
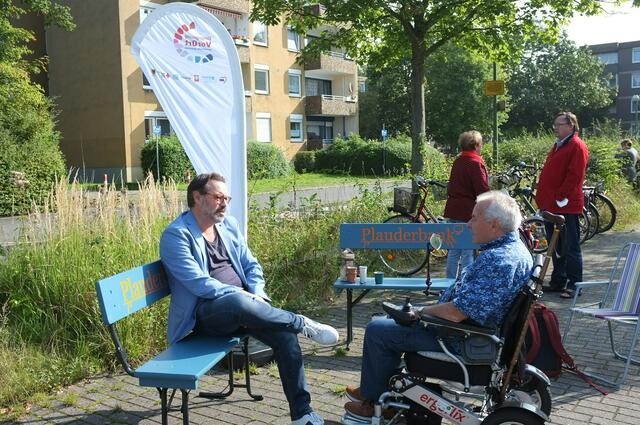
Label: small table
xmin=334 ymin=277 xmax=455 ymax=348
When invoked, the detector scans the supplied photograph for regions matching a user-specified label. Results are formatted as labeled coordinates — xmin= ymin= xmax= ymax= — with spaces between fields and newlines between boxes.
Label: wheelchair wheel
xmin=481 ymin=407 xmax=545 ymax=425
xmin=509 ymin=372 xmax=551 ymax=416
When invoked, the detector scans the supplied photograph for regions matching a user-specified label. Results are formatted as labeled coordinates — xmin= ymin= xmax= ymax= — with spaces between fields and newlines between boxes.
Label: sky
xmin=565 ymin=2 xmax=640 ymax=46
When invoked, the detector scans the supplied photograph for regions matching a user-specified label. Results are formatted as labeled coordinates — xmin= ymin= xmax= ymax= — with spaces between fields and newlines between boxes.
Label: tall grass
xmin=0 ymin=177 xmax=391 ymax=412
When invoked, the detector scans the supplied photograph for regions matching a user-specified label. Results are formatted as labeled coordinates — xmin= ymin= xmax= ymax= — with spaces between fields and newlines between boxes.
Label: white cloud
xmin=565 ymin=2 xmax=640 ymax=46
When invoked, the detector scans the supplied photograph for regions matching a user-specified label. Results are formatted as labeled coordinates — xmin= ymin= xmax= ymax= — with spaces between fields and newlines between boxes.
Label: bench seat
xmin=135 ymin=333 xmax=241 ymax=390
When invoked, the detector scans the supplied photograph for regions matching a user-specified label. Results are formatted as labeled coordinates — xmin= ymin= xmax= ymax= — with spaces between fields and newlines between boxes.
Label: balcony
xmin=305 ymin=51 xmax=357 ymax=75
xmin=197 ymin=0 xmax=249 ymax=14
xmin=235 ymin=40 xmax=250 ymax=63
xmin=305 ymin=94 xmax=357 ymax=116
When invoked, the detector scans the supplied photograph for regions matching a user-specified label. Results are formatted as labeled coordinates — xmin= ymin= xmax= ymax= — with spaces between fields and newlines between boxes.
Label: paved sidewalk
xmin=3 ymin=228 xmax=640 ymax=425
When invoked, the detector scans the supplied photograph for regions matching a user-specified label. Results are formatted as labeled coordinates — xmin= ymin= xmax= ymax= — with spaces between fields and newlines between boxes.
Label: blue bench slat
xmin=340 ymin=223 xmax=479 ymax=250
xmin=334 ymin=277 xmax=454 ymax=292
xmin=135 ymin=333 xmax=241 ymax=390
xmin=96 ymin=260 xmax=170 ymax=325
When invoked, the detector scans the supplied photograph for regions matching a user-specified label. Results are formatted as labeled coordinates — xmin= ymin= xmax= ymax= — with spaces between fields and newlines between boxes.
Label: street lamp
xmin=633 ymin=94 xmax=640 ymax=138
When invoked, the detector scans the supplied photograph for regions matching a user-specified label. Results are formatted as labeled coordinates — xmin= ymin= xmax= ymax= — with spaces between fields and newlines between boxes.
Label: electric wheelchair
xmin=342 ymin=212 xmax=564 ymax=425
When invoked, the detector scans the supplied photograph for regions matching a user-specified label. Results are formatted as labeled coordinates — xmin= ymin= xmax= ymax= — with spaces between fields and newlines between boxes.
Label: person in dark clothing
xmin=535 ymin=112 xmax=589 ymax=299
xmin=443 ymin=130 xmax=491 ymax=279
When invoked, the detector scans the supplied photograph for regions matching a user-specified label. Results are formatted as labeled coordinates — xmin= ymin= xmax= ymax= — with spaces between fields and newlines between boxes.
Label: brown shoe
xmin=345 ymin=385 xmax=364 ymax=402
xmin=344 ymin=400 xmax=395 ymax=420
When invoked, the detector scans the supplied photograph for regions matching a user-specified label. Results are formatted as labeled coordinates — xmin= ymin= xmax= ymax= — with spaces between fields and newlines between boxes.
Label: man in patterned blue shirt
xmin=344 ymin=191 xmax=533 ymax=419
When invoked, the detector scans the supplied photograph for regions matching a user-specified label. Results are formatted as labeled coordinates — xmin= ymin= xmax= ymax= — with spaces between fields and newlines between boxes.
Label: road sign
xmin=484 ymin=80 xmax=504 ymax=96
xmin=381 ymin=128 xmax=388 ymax=140
xmin=153 ymin=125 xmax=162 ymax=136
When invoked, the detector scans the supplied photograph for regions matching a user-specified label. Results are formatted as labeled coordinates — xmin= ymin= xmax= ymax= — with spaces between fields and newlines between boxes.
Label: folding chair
xmin=562 ymin=242 xmax=640 ymax=387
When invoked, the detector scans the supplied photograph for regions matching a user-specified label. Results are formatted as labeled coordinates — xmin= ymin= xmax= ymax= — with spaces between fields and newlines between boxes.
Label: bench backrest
xmin=339 ymin=223 xmax=479 ymax=250
xmin=96 ymin=260 xmax=169 ymax=325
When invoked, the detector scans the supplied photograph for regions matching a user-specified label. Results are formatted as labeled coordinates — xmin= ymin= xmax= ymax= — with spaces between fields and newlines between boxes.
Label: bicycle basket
xmin=393 ymin=187 xmax=419 ymax=214
xmin=431 ymin=182 xmax=448 ymax=201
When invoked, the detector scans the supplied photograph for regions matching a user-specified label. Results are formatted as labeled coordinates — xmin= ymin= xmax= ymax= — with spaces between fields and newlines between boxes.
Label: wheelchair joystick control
xmin=402 ymin=297 xmax=412 ymax=312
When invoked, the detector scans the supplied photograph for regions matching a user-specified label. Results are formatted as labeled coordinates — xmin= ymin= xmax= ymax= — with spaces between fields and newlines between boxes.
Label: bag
xmin=525 ymin=303 xmax=607 ymax=395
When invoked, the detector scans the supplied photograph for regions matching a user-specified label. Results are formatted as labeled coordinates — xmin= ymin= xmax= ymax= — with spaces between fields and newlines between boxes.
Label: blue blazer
xmin=160 ymin=210 xmax=270 ymax=344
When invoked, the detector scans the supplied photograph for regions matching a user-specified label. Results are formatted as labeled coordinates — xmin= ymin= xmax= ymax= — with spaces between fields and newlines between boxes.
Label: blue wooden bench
xmin=335 ymin=223 xmax=479 ymax=347
xmin=95 ymin=260 xmax=262 ymax=425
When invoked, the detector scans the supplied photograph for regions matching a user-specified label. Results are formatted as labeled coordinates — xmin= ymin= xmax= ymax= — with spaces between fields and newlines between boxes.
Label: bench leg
xmin=158 ymin=388 xmax=169 ymax=425
xmin=181 ymin=390 xmax=190 ymax=425
xmin=236 ymin=337 xmax=264 ymax=401
xmin=199 ymin=351 xmax=235 ymax=399
xmin=199 ymin=338 xmax=263 ymax=401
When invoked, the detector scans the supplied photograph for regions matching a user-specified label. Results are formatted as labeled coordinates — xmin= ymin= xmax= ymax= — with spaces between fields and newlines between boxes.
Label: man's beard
xmin=205 ymin=206 xmax=226 ymax=223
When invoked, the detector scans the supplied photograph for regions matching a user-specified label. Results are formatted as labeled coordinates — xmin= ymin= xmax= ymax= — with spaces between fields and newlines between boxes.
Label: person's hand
xmin=556 ymin=198 xmax=568 ymax=208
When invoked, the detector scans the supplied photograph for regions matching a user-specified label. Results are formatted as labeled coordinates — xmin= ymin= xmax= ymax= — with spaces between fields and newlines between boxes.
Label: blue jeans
xmin=359 ymin=318 xmax=443 ymax=401
xmin=446 ymin=249 xmax=474 ymax=279
xmin=544 ymin=213 xmax=583 ymax=290
xmin=194 ymin=292 xmax=310 ymax=420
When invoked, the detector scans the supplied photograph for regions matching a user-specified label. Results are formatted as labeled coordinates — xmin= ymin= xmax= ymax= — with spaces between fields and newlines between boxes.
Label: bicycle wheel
xmin=593 ymin=193 xmax=617 ymax=233
xmin=578 ymin=210 xmax=590 ymax=245
xmin=523 ymin=217 xmax=548 ymax=254
xmin=585 ymin=202 xmax=599 ymax=241
xmin=378 ymin=214 xmax=429 ymax=276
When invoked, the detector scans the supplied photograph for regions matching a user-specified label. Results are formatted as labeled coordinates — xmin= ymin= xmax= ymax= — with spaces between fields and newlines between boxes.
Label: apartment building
xmin=27 ymin=0 xmax=359 ymax=182
xmin=590 ymin=40 xmax=640 ymax=136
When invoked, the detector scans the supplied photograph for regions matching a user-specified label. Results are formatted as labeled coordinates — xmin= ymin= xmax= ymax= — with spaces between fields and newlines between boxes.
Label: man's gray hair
xmin=476 ymin=190 xmax=522 ymax=232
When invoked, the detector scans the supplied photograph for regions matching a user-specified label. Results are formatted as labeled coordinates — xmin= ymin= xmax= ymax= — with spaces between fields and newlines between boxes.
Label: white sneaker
xmin=299 ymin=315 xmax=339 ymax=345
xmin=292 ymin=411 xmax=324 ymax=425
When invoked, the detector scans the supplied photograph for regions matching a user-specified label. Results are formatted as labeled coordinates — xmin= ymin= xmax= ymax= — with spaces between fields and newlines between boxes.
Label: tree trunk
xmin=410 ymin=42 xmax=427 ymax=177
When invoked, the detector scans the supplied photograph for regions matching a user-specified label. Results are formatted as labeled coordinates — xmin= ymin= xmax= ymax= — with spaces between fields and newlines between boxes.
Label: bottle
xmin=340 ymin=249 xmax=355 ymax=281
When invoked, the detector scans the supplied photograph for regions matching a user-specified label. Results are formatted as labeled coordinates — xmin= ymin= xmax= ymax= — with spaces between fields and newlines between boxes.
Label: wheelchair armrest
xmin=419 ymin=314 xmax=498 ymax=337
xmin=574 ymin=280 xmax=609 ymax=289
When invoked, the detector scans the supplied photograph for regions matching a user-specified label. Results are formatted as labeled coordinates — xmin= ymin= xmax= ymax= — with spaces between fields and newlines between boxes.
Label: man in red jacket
xmin=535 ymin=112 xmax=589 ymax=299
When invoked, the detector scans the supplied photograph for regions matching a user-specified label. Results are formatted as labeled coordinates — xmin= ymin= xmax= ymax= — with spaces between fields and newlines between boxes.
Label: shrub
xmin=293 ymin=151 xmax=316 ymax=173
xmin=247 ymin=141 xmax=291 ymax=179
xmin=0 ymin=64 xmax=66 ymax=216
xmin=314 ymin=134 xmax=412 ymax=176
xmin=140 ymin=135 xmax=195 ymax=182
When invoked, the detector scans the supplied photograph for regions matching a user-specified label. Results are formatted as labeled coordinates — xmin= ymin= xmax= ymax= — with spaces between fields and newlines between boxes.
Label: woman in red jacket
xmin=443 ymin=130 xmax=491 ymax=279
xmin=535 ymin=112 xmax=589 ymax=298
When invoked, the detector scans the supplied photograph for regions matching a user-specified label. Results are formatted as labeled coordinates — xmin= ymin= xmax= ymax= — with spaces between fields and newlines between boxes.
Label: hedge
xmin=247 ymin=141 xmax=291 ymax=179
xmin=140 ymin=135 xmax=195 ymax=182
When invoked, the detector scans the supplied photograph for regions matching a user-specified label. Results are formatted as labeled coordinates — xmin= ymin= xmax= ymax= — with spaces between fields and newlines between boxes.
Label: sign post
xmin=381 ymin=126 xmax=388 ymax=174
xmin=484 ymin=64 xmax=504 ymax=169
xmin=153 ymin=125 xmax=161 ymax=180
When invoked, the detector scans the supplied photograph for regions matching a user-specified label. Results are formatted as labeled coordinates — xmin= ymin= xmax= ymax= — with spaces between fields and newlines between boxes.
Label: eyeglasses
xmin=203 ymin=192 xmax=232 ymax=204
xmin=552 ymin=122 xmax=571 ymax=129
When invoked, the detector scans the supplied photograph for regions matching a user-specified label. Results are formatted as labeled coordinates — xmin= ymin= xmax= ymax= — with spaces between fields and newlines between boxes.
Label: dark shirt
xmin=205 ymin=236 xmax=244 ymax=289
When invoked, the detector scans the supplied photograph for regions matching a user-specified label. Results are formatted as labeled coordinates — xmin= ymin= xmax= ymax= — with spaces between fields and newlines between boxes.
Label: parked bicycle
xmin=380 ymin=176 xmax=448 ymax=275
xmin=583 ymin=180 xmax=617 ymax=233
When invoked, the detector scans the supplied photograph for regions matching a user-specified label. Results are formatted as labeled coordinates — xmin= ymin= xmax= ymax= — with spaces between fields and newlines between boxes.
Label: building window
xmin=290 ymin=114 xmax=303 ymax=142
xmin=288 ymin=69 xmax=302 ymax=97
xmin=254 ymin=64 xmax=269 ymax=95
xmin=596 ymin=52 xmax=618 ymax=65
xmin=287 ymin=28 xmax=300 ymax=52
xmin=631 ymin=123 xmax=639 ymax=137
xmin=307 ymin=120 xmax=333 ymax=144
xmin=252 ymin=20 xmax=267 ymax=46
xmin=607 ymin=73 xmax=618 ymax=89
xmin=143 ymin=73 xmax=152 ymax=90
xmin=256 ymin=113 xmax=272 ymax=142
xmin=632 ymin=97 xmax=640 ymax=114
xmin=632 ymin=72 xmax=640 ymax=89
xmin=305 ymin=78 xmax=332 ymax=96
xmin=359 ymin=80 xmax=366 ymax=93
xmin=633 ymin=47 xmax=640 ymax=64
xmin=144 ymin=111 xmax=173 ymax=142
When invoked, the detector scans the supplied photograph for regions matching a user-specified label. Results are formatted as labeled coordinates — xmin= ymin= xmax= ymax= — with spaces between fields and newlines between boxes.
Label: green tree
xmin=360 ymin=43 xmax=504 ymax=152
xmin=0 ymin=1 xmax=74 ymax=215
xmin=251 ymin=0 xmax=604 ymax=176
xmin=505 ymin=34 xmax=615 ymax=133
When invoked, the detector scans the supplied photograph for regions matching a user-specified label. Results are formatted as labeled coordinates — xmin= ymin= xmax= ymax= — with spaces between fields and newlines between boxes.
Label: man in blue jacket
xmin=160 ymin=172 xmax=338 ymax=425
